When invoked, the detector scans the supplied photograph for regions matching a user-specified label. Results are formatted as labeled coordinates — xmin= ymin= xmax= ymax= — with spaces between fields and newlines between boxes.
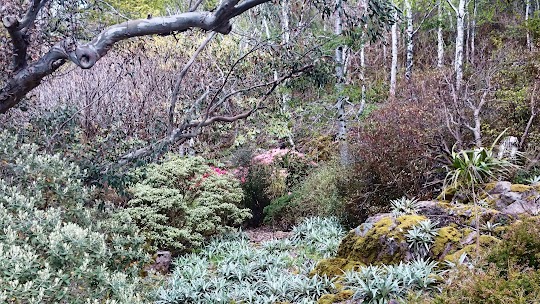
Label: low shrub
xmin=430 ymin=265 xmax=540 ymax=304
xmin=0 ymin=131 xmax=151 ymax=303
xmin=123 ymin=155 xmax=252 ymax=252
xmin=487 ymin=216 xmax=540 ymax=271
xmin=263 ymin=162 xmax=347 ymax=229
xmin=156 ymin=218 xmax=344 ymax=304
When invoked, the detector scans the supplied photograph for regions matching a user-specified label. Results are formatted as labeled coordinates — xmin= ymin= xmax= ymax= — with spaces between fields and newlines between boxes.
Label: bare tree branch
xmin=0 ymin=0 xmax=272 ymax=114
xmin=169 ymin=31 xmax=217 ymax=132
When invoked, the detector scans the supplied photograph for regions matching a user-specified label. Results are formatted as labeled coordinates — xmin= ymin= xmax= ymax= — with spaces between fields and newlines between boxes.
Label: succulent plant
xmin=391 ymin=197 xmax=421 ymax=217
xmin=405 ymin=219 xmax=440 ymax=259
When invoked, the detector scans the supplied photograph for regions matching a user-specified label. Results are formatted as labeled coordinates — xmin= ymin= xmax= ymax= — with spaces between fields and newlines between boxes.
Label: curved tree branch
xmin=0 ymin=0 xmax=271 ymax=114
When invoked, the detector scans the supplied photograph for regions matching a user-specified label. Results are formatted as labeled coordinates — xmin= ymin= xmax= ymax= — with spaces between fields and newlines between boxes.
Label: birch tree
xmin=447 ymin=0 xmax=467 ymax=90
xmin=390 ymin=7 xmax=399 ymax=97
xmin=437 ymin=0 xmax=445 ymax=68
xmin=335 ymin=0 xmax=350 ymax=164
xmin=404 ymin=0 xmax=414 ymax=80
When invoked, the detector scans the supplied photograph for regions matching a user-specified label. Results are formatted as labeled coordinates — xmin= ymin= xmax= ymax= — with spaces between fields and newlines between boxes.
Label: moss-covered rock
xmin=336 ymin=214 xmax=426 ymax=265
xmin=444 ymin=234 xmax=501 ymax=263
xmin=311 ymin=258 xmax=364 ymax=278
xmin=431 ymin=225 xmax=463 ymax=259
xmin=317 ymin=290 xmax=354 ymax=304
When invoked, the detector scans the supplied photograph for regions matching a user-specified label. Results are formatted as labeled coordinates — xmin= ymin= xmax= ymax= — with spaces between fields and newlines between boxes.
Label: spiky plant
xmin=391 ymin=197 xmax=421 ymax=217
xmin=405 ymin=219 xmax=440 ymax=259
xmin=444 ymin=142 xmax=518 ymax=256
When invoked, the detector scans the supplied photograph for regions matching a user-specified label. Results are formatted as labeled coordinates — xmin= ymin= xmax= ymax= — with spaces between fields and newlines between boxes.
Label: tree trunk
xmin=335 ymin=0 xmax=349 ymax=165
xmin=390 ymin=8 xmax=399 ymax=97
xmin=454 ymin=0 xmax=466 ymax=90
xmin=438 ymin=0 xmax=445 ymax=68
xmin=470 ymin=0 xmax=477 ymax=64
xmin=405 ymin=0 xmax=414 ymax=81
xmin=527 ymin=0 xmax=532 ymax=51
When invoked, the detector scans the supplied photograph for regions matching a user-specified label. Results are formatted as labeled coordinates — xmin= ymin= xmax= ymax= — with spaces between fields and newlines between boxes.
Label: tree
xmin=0 ymin=0 xmax=270 ymax=114
xmin=447 ymin=0 xmax=466 ymax=90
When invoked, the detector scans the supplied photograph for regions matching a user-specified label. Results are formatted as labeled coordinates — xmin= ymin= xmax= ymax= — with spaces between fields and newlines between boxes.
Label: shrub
xmin=123 ymin=155 xmax=251 ymax=252
xmin=0 ymin=130 xmax=151 ymax=303
xmin=156 ymin=222 xmax=339 ymax=304
xmin=344 ymin=96 xmax=447 ymax=224
xmin=0 ymin=130 xmax=89 ymax=211
xmin=487 ymin=217 xmax=540 ymax=271
xmin=431 ymin=264 xmax=540 ymax=304
xmin=263 ymin=162 xmax=347 ymax=229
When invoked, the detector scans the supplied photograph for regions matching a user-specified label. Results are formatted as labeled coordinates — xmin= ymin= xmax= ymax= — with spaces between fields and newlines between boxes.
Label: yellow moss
xmin=317 ymin=290 xmax=354 ymax=304
xmin=510 ymin=184 xmax=532 ymax=193
xmin=484 ymin=182 xmax=498 ymax=192
xmin=336 ymin=215 xmax=427 ymax=265
xmin=444 ymin=234 xmax=500 ymax=262
xmin=437 ymin=187 xmax=456 ymax=200
xmin=311 ymin=258 xmax=364 ymax=278
xmin=432 ymin=226 xmax=463 ymax=257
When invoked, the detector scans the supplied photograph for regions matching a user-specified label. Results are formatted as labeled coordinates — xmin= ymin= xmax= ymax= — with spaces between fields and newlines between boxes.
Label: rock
xmin=502 ymin=200 xmax=540 ymax=216
xmin=337 ymin=215 xmax=426 ymax=265
xmin=144 ymin=251 xmax=172 ymax=274
xmin=486 ymin=181 xmax=511 ymax=195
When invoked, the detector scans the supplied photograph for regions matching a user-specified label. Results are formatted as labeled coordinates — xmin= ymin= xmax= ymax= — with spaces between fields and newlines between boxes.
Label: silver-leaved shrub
xmin=124 ymin=155 xmax=251 ymax=252
xmin=0 ymin=131 xmax=152 ymax=303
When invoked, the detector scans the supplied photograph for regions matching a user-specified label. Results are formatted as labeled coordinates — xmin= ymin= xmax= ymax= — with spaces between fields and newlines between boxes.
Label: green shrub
xmin=431 ymin=265 xmax=540 ymax=304
xmin=0 ymin=131 xmax=151 ymax=303
xmin=263 ymin=162 xmax=346 ymax=229
xmin=124 ymin=155 xmax=251 ymax=252
xmin=0 ymin=130 xmax=89 ymax=211
xmin=487 ymin=217 xmax=540 ymax=271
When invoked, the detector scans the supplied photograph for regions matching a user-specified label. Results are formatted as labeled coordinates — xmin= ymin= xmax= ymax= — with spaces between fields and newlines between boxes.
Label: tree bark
xmin=405 ymin=0 xmax=414 ymax=81
xmin=447 ymin=0 xmax=466 ymax=90
xmin=0 ymin=0 xmax=270 ymax=114
xmin=335 ymin=0 xmax=349 ymax=165
xmin=390 ymin=8 xmax=399 ymax=97
xmin=437 ymin=0 xmax=444 ymax=68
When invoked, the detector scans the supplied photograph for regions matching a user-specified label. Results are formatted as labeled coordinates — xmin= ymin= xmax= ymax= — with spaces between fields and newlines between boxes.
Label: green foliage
xmin=0 ymin=131 xmax=89 ymax=209
xmin=343 ymin=259 xmax=441 ymax=303
xmin=123 ymin=155 xmax=251 ymax=252
xmin=291 ymin=217 xmax=346 ymax=258
xmin=156 ymin=220 xmax=341 ymax=303
xmin=487 ymin=217 xmax=540 ymax=271
xmin=431 ymin=265 xmax=540 ymax=304
xmin=391 ymin=197 xmax=421 ymax=217
xmin=0 ymin=131 xmax=150 ymax=303
xmin=406 ymin=220 xmax=440 ymax=259
xmin=263 ymin=162 xmax=347 ymax=228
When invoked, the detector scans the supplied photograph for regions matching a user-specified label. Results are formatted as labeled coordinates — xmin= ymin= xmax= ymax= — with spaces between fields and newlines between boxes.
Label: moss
xmin=336 ymin=214 xmax=426 ymax=265
xmin=437 ymin=187 xmax=456 ymax=201
xmin=510 ymin=184 xmax=532 ymax=193
xmin=444 ymin=234 xmax=500 ymax=263
xmin=432 ymin=225 xmax=463 ymax=258
xmin=311 ymin=258 xmax=364 ymax=278
xmin=317 ymin=290 xmax=354 ymax=304
xmin=484 ymin=182 xmax=498 ymax=192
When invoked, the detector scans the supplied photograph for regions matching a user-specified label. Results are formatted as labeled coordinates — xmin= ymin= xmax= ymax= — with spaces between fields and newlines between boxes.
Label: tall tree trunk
xmin=471 ymin=0 xmax=477 ymax=63
xmin=390 ymin=8 xmax=399 ymax=97
xmin=335 ymin=0 xmax=349 ymax=165
xmin=405 ymin=0 xmax=414 ymax=81
xmin=449 ymin=0 xmax=466 ymax=90
xmin=527 ymin=0 xmax=533 ymax=51
xmin=359 ymin=0 xmax=368 ymax=116
xmin=438 ymin=0 xmax=445 ymax=68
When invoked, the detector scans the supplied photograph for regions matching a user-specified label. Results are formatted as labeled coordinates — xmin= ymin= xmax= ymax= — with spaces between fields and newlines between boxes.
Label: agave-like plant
xmin=405 ymin=219 xmax=440 ymax=259
xmin=525 ymin=175 xmax=540 ymax=185
xmin=444 ymin=140 xmax=519 ymax=256
xmin=391 ymin=197 xmax=421 ymax=217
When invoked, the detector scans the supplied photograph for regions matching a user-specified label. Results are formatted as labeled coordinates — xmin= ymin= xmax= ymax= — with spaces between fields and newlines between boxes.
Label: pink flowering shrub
xmin=233 ymin=148 xmax=316 ymax=226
